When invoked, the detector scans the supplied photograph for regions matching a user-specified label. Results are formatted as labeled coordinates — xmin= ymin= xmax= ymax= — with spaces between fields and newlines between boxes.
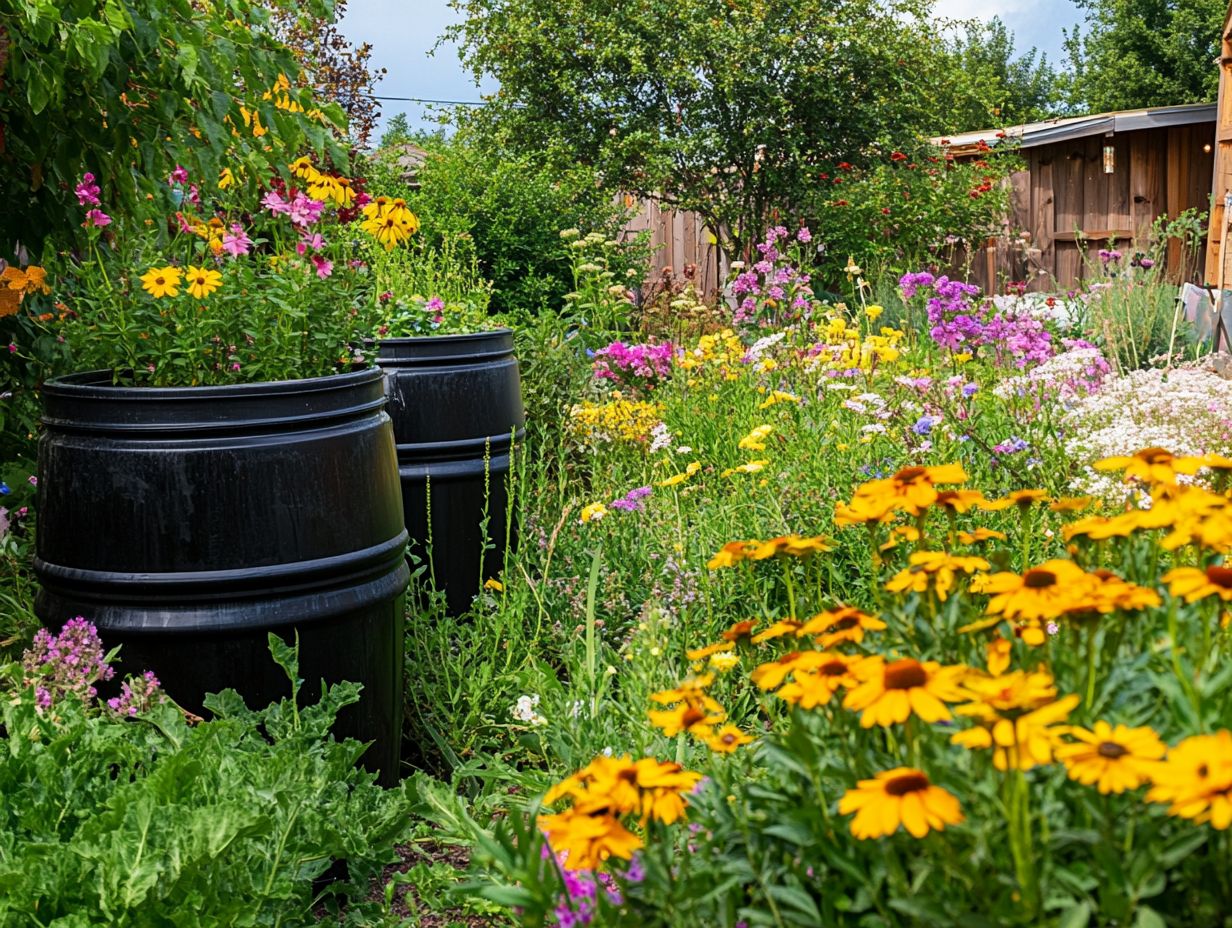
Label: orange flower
xmin=842 ymin=656 xmax=968 ymax=728
xmin=797 ymin=606 xmax=887 ymax=648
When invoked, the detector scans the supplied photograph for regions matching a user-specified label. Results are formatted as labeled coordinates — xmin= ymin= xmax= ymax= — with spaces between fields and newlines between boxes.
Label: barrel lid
xmin=40 ymin=367 xmax=387 ymax=434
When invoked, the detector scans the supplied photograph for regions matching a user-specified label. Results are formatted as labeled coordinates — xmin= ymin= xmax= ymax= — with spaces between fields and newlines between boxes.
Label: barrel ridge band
xmin=32 ymin=530 xmax=410 ymax=600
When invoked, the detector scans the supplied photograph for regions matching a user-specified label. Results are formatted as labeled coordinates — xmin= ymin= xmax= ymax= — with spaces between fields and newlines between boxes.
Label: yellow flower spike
xmin=579 ymin=502 xmax=609 ymax=523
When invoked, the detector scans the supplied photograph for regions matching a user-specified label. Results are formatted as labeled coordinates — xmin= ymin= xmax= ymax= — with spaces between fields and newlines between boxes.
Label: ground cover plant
xmin=0 ymin=624 xmax=413 ymax=926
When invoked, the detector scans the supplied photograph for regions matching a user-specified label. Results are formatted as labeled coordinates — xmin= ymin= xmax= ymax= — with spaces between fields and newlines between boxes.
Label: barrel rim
xmin=375 ymin=327 xmax=513 ymax=347
xmin=42 ymin=365 xmax=382 ymax=401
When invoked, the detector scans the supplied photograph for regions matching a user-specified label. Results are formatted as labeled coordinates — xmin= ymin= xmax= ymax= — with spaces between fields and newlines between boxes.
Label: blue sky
xmin=339 ymin=0 xmax=1084 ymax=139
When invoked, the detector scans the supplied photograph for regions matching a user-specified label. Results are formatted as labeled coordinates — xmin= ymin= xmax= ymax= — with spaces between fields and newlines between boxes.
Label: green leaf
xmin=1134 ymin=907 xmax=1167 ymax=928
xmin=1057 ymin=901 xmax=1092 ymax=928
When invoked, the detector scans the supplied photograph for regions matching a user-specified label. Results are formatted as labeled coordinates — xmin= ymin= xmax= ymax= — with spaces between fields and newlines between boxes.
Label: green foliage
xmin=445 ymin=0 xmax=1005 ymax=255
xmin=1080 ymin=211 xmax=1206 ymax=371
xmin=0 ymin=635 xmax=413 ymax=926
xmin=806 ymin=146 xmax=1020 ymax=288
xmin=944 ymin=17 xmax=1064 ymax=126
xmin=367 ymin=234 xmax=494 ymax=337
xmin=395 ymin=129 xmax=636 ymax=316
xmin=1062 ymin=0 xmax=1225 ymax=112
xmin=0 ymin=0 xmax=347 ymax=257
xmin=0 ymin=457 xmax=37 ymax=650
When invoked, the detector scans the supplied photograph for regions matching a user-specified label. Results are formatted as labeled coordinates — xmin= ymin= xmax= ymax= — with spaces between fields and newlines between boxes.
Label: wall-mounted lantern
xmin=1103 ymin=144 xmax=1116 ymax=174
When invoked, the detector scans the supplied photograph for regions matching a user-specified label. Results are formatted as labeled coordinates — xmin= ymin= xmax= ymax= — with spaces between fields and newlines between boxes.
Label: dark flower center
xmin=1138 ymin=447 xmax=1172 ymax=464
xmin=1205 ymin=566 xmax=1232 ymax=589
xmin=894 ymin=466 xmax=928 ymax=484
xmin=885 ymin=772 xmax=930 ymax=796
xmin=1198 ymin=764 xmax=1209 ymax=779
xmin=721 ymin=733 xmax=737 ymax=745
xmin=1023 ymin=569 xmax=1058 ymax=589
xmin=833 ymin=617 xmax=860 ymax=631
xmin=681 ymin=706 xmax=706 ymax=728
xmin=820 ymin=660 xmax=849 ymax=677
xmin=1097 ymin=741 xmax=1128 ymax=759
xmin=884 ymin=659 xmax=928 ymax=690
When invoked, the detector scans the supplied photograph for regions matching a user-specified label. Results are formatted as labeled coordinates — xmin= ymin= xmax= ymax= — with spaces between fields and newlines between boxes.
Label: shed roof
xmin=939 ymin=103 xmax=1216 ymax=156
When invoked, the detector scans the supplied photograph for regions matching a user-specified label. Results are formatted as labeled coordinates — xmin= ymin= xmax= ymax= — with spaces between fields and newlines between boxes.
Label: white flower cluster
xmin=994 ymin=346 xmax=1109 ymax=408
xmin=1062 ymin=367 xmax=1232 ymax=499
xmin=649 ymin=421 xmax=673 ymax=453
xmin=511 ymin=693 xmax=547 ymax=726
xmin=744 ymin=331 xmax=787 ymax=363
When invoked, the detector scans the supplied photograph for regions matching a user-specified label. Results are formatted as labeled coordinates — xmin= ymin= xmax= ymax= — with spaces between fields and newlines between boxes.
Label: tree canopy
xmin=1062 ymin=0 xmax=1224 ymax=112
xmin=0 ymin=0 xmax=349 ymax=257
xmin=446 ymin=0 xmax=1005 ymax=254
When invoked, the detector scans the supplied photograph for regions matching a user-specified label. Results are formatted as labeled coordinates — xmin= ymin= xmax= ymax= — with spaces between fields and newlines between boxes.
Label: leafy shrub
xmin=391 ymin=131 xmax=639 ymax=317
xmin=0 ymin=626 xmax=412 ymax=926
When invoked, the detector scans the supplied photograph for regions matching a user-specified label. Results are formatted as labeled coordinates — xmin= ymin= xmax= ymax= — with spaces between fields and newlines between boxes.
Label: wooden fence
xmin=617 ymin=195 xmax=730 ymax=298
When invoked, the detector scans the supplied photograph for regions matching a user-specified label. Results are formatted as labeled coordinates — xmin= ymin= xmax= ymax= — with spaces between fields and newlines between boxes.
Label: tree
xmin=1062 ymin=0 xmax=1224 ymax=112
xmin=267 ymin=0 xmax=385 ymax=147
xmin=445 ymin=0 xmax=992 ymax=256
xmin=944 ymin=18 xmax=1063 ymax=128
xmin=0 ymin=0 xmax=347 ymax=256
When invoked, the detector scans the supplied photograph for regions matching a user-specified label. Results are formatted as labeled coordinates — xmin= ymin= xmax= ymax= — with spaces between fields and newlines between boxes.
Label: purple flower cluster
xmin=22 ymin=617 xmax=115 ymax=710
xmin=610 ymin=485 xmax=653 ymax=512
xmin=543 ymin=845 xmax=627 ymax=927
xmin=106 ymin=670 xmax=163 ymax=718
xmin=900 ymin=272 xmax=1054 ymax=368
xmin=730 ymin=226 xmax=815 ymax=328
xmin=592 ymin=341 xmax=675 ymax=392
xmin=993 ymin=436 xmax=1030 ymax=455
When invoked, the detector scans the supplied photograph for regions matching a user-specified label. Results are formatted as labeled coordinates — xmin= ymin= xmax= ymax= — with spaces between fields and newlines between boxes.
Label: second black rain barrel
xmin=33 ymin=367 xmax=409 ymax=786
xmin=377 ymin=329 xmax=525 ymax=616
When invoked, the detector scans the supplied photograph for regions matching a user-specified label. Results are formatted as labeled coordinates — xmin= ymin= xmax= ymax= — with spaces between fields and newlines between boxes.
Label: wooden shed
xmin=945 ymin=104 xmax=1215 ymax=292
xmin=1205 ymin=1 xmax=1232 ymax=290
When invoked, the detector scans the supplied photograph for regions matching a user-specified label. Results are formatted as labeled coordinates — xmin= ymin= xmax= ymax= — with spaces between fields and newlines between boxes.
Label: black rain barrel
xmin=33 ymin=367 xmax=409 ymax=786
xmin=377 ymin=330 xmax=525 ymax=616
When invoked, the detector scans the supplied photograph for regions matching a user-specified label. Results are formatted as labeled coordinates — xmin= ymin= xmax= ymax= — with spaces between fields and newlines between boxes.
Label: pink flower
xmin=311 ymin=255 xmax=333 ymax=279
xmin=296 ymin=231 xmax=325 ymax=255
xmin=221 ymin=224 xmax=253 ymax=257
xmin=261 ymin=191 xmax=291 ymax=215
xmin=426 ymin=296 xmax=445 ymax=312
xmin=85 ymin=209 xmax=112 ymax=228
xmin=187 ymin=184 xmax=200 ymax=206
xmin=288 ymin=193 xmax=324 ymax=227
xmin=75 ymin=173 xmax=100 ymax=206
xmin=231 ymin=362 xmax=241 ymax=371
xmin=169 ymin=165 xmax=189 ymax=185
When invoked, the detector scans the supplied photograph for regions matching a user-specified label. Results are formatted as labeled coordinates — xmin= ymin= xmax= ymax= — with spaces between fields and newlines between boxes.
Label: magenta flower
xmin=85 ymin=209 xmax=112 ymax=228
xmin=288 ymin=193 xmax=324 ymax=226
xmin=169 ymin=165 xmax=189 ymax=185
xmin=75 ymin=173 xmax=101 ymax=206
xmin=311 ymin=255 xmax=333 ymax=279
xmin=297 ymin=231 xmax=326 ymax=255
xmin=426 ymin=296 xmax=445 ymax=312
